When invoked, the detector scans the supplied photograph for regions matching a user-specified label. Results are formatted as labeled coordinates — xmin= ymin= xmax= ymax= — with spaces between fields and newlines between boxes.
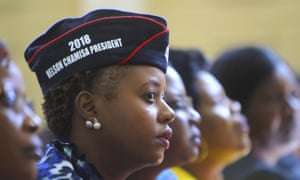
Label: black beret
xmin=24 ymin=9 xmax=169 ymax=95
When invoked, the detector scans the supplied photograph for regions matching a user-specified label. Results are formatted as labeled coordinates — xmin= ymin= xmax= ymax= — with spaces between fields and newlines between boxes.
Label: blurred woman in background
xmin=170 ymin=48 xmax=251 ymax=180
xmin=211 ymin=45 xmax=300 ymax=180
xmin=0 ymin=40 xmax=42 ymax=180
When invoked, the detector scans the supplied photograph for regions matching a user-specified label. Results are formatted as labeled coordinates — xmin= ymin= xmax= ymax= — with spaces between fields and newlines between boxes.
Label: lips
xmin=191 ymin=127 xmax=201 ymax=146
xmin=157 ymin=127 xmax=173 ymax=150
xmin=238 ymin=116 xmax=250 ymax=133
xmin=21 ymin=135 xmax=43 ymax=161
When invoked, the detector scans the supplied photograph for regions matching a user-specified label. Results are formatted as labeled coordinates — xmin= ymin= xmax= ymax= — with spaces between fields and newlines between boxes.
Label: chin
xmin=236 ymin=135 xmax=251 ymax=152
xmin=149 ymin=151 xmax=165 ymax=166
xmin=232 ymin=143 xmax=251 ymax=160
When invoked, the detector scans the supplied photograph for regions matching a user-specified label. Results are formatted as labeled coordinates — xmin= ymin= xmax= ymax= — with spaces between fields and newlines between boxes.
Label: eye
xmin=26 ymin=99 xmax=35 ymax=112
xmin=167 ymin=97 xmax=189 ymax=110
xmin=0 ymin=89 xmax=16 ymax=107
xmin=167 ymin=100 xmax=181 ymax=110
xmin=145 ymin=91 xmax=157 ymax=103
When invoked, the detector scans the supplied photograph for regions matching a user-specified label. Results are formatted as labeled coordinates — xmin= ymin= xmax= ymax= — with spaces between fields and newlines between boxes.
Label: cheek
xmin=110 ymin=101 xmax=159 ymax=135
xmin=170 ymin=116 xmax=188 ymax=142
xmin=202 ymin=114 xmax=232 ymax=143
xmin=247 ymin=106 xmax=280 ymax=131
xmin=0 ymin=116 xmax=23 ymax=169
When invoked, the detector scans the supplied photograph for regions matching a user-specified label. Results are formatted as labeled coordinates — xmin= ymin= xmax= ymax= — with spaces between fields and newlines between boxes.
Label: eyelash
xmin=0 ymin=90 xmax=35 ymax=114
xmin=145 ymin=91 xmax=157 ymax=104
xmin=0 ymin=90 xmax=16 ymax=108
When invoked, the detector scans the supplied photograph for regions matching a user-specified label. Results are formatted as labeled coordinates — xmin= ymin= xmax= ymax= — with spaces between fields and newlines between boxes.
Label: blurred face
xmin=195 ymin=71 xmax=250 ymax=159
xmin=164 ymin=66 xmax=201 ymax=166
xmin=0 ymin=61 xmax=42 ymax=180
xmin=245 ymin=64 xmax=300 ymax=150
xmin=94 ymin=65 xmax=175 ymax=167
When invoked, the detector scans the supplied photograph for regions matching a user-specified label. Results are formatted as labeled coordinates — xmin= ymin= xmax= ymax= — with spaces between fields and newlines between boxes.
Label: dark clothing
xmin=277 ymin=153 xmax=300 ymax=180
xmin=245 ymin=169 xmax=287 ymax=180
xmin=223 ymin=154 xmax=289 ymax=180
xmin=37 ymin=140 xmax=103 ymax=180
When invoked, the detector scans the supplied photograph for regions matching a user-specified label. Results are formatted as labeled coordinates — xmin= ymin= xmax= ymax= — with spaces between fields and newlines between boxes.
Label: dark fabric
xmin=223 ymin=154 xmax=276 ymax=180
xmin=224 ymin=153 xmax=294 ymax=180
xmin=37 ymin=140 xmax=103 ymax=180
xmin=24 ymin=9 xmax=169 ymax=95
xmin=277 ymin=153 xmax=300 ymax=180
xmin=245 ymin=169 xmax=286 ymax=180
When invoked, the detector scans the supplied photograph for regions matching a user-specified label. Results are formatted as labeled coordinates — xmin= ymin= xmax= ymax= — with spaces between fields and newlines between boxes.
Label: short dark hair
xmin=211 ymin=46 xmax=281 ymax=111
xmin=169 ymin=48 xmax=210 ymax=108
xmin=211 ymin=45 xmax=289 ymax=146
xmin=43 ymin=65 xmax=128 ymax=141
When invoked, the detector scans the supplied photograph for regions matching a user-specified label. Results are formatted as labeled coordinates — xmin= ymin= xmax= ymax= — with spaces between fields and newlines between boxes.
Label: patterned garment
xmin=156 ymin=168 xmax=178 ymax=180
xmin=171 ymin=167 xmax=197 ymax=180
xmin=37 ymin=141 xmax=103 ymax=180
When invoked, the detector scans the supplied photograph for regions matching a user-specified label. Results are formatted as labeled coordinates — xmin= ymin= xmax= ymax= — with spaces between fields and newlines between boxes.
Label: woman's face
xmin=195 ymin=71 xmax=251 ymax=158
xmin=0 ymin=61 xmax=42 ymax=180
xmin=245 ymin=64 xmax=300 ymax=150
xmin=94 ymin=65 xmax=175 ymax=167
xmin=164 ymin=66 xmax=201 ymax=166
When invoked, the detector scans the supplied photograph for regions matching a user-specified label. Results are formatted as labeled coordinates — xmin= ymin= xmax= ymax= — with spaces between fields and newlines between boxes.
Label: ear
xmin=75 ymin=91 xmax=96 ymax=119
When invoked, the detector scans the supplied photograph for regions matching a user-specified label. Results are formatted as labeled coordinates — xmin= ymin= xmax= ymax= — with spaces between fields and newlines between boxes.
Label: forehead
xmin=165 ymin=66 xmax=185 ymax=95
xmin=196 ymin=71 xmax=223 ymax=95
xmin=258 ymin=64 xmax=297 ymax=93
xmin=119 ymin=65 xmax=166 ymax=87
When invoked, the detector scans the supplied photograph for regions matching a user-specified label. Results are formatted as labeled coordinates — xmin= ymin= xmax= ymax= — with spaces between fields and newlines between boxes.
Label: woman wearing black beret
xmin=24 ymin=9 xmax=175 ymax=180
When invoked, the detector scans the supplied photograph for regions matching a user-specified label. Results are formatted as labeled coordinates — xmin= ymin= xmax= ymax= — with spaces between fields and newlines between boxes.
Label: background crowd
xmin=1 ymin=2 xmax=300 ymax=180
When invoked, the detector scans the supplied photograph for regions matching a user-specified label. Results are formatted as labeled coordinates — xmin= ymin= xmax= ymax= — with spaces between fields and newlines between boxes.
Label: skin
xmin=183 ymin=71 xmax=251 ymax=180
xmin=0 ymin=59 xmax=42 ymax=180
xmin=164 ymin=66 xmax=201 ymax=166
xmin=292 ymin=76 xmax=300 ymax=158
xmin=71 ymin=65 xmax=176 ymax=180
xmin=245 ymin=64 xmax=300 ymax=166
xmin=127 ymin=66 xmax=201 ymax=180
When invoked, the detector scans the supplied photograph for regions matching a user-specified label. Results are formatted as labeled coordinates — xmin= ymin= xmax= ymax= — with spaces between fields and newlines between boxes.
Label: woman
xmin=24 ymin=9 xmax=175 ymax=180
xmin=211 ymin=46 xmax=300 ymax=180
xmin=170 ymin=48 xmax=251 ymax=180
xmin=0 ymin=41 xmax=42 ymax=180
xmin=127 ymin=65 xmax=201 ymax=180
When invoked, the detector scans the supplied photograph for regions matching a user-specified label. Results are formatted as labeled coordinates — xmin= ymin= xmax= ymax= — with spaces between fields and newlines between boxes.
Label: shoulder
xmin=224 ymin=154 xmax=269 ymax=180
xmin=36 ymin=141 xmax=82 ymax=179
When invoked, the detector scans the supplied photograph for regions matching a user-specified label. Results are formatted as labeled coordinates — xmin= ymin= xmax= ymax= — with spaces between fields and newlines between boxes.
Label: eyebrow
xmin=140 ymin=79 xmax=162 ymax=89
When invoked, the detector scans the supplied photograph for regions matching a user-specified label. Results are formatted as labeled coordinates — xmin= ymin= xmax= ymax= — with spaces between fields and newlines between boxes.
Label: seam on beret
xmin=119 ymin=29 xmax=169 ymax=64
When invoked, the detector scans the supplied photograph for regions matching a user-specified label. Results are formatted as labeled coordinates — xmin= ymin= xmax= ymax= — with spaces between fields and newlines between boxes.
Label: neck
xmin=126 ymin=166 xmax=165 ymax=180
xmin=71 ymin=139 xmax=134 ymax=179
xmin=182 ymin=148 xmax=241 ymax=180
xmin=126 ymin=156 xmax=175 ymax=180
xmin=70 ymin=119 xmax=146 ymax=180
xmin=183 ymin=159 xmax=224 ymax=180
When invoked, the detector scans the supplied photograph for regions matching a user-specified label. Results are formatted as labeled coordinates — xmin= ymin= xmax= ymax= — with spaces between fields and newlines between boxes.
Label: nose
xmin=230 ymin=100 xmax=241 ymax=113
xmin=159 ymin=101 xmax=176 ymax=124
xmin=286 ymin=95 xmax=300 ymax=111
xmin=22 ymin=106 xmax=41 ymax=133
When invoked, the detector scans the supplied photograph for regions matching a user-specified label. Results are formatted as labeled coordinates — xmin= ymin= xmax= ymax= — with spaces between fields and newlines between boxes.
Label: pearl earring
xmin=85 ymin=120 xmax=93 ymax=129
xmin=93 ymin=119 xmax=101 ymax=130
xmin=85 ymin=117 xmax=101 ymax=130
